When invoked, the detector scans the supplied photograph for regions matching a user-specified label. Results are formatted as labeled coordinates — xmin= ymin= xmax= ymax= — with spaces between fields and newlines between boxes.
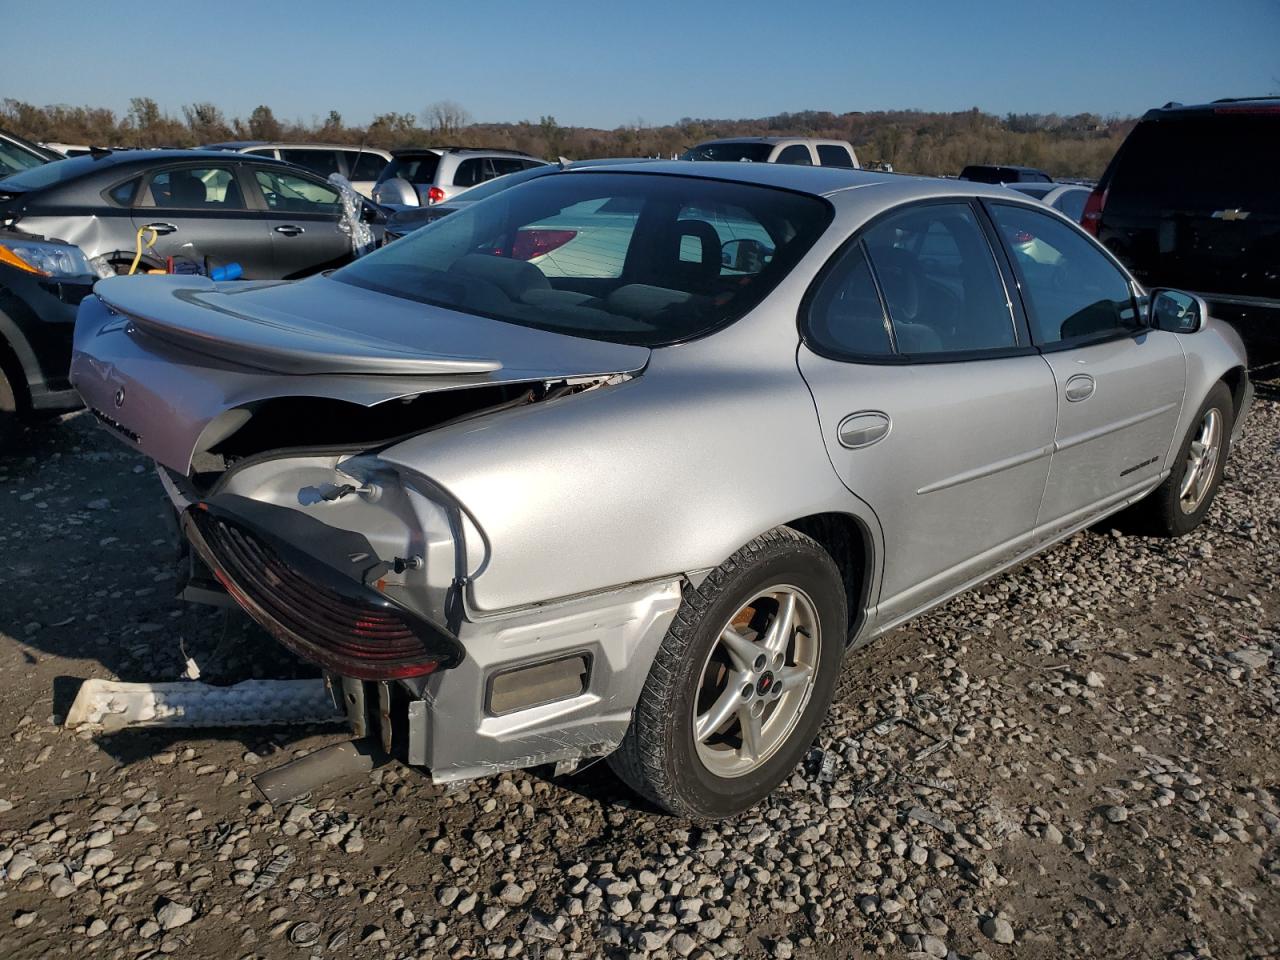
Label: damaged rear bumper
xmin=179 ymin=486 xmax=682 ymax=784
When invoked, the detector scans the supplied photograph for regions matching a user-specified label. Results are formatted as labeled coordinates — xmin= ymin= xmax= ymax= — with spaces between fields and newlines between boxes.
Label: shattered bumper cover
xmin=183 ymin=501 xmax=462 ymax=680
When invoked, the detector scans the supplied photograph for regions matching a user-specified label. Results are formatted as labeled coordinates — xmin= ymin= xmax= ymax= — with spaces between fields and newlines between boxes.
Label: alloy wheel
xmin=691 ymin=584 xmax=821 ymax=778
xmin=1179 ymin=408 xmax=1222 ymax=514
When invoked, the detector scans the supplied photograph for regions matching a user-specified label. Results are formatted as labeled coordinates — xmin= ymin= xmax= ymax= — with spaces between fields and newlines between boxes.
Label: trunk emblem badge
xmin=1211 ymin=209 xmax=1250 ymax=221
xmin=114 ymin=388 xmax=126 ymax=408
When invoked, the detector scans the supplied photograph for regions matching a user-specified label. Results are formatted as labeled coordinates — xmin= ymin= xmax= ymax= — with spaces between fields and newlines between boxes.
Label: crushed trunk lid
xmin=72 ymin=273 xmax=649 ymax=474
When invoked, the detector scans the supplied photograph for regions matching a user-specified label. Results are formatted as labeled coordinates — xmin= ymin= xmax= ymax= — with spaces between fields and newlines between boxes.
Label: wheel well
xmin=1220 ymin=366 xmax=1248 ymax=421
xmin=783 ymin=513 xmax=873 ymax=643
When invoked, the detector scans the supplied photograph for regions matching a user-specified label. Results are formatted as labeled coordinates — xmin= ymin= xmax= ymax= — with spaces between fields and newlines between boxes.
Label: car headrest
xmin=168 ymin=173 xmax=207 ymax=206
xmin=450 ymin=253 xmax=551 ymax=302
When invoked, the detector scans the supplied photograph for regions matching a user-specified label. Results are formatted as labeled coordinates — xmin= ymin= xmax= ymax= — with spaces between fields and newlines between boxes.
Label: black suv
xmin=958 ymin=165 xmax=1052 ymax=184
xmin=1083 ymin=98 xmax=1278 ymax=321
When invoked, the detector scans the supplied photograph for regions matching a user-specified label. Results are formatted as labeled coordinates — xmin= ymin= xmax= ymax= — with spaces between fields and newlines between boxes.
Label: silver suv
xmin=371 ymin=147 xmax=549 ymax=207
xmin=681 ymin=136 xmax=859 ymax=168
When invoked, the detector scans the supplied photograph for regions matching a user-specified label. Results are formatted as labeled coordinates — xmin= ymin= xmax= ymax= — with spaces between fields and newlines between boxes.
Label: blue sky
xmin=3 ymin=0 xmax=1277 ymax=127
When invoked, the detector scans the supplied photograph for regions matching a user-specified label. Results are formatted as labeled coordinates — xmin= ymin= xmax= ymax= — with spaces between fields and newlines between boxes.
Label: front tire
xmin=1130 ymin=381 xmax=1234 ymax=536
xmin=609 ymin=527 xmax=846 ymax=819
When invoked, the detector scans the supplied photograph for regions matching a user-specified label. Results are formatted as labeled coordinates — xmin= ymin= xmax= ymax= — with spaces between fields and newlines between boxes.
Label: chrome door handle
xmin=143 ymin=222 xmax=177 ymax=235
xmin=274 ymin=225 xmax=305 ymax=236
xmin=1064 ymin=374 xmax=1095 ymax=402
xmin=837 ymin=411 xmax=891 ymax=449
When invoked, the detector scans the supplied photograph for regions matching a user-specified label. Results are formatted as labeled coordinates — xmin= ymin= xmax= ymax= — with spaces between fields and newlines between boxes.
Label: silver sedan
xmin=70 ymin=162 xmax=1251 ymax=819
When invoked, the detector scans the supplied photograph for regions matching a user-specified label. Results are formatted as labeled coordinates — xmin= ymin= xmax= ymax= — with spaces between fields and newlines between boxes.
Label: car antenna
xmin=88 ymin=145 xmax=112 ymax=158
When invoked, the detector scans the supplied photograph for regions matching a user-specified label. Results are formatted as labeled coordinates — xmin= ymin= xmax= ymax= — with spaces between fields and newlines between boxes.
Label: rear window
xmin=680 ymin=142 xmax=774 ymax=163
xmin=334 ymin=172 xmax=832 ymax=347
xmin=0 ymin=138 xmax=50 ymax=178
xmin=378 ymin=153 xmax=441 ymax=185
xmin=816 ymin=144 xmax=855 ymax=168
xmin=0 ymin=153 xmax=103 ymax=190
xmin=1109 ymin=113 xmax=1276 ymax=212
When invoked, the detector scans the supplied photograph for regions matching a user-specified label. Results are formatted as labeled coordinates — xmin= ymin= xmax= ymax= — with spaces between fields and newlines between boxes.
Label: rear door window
xmin=141 ymin=166 xmax=245 ymax=208
xmin=862 ymin=202 xmax=1017 ymax=355
xmin=989 ymin=202 xmax=1139 ymax=345
xmin=451 ymin=157 xmax=488 ymax=188
xmin=776 ymin=144 xmax=813 ymax=165
xmin=816 ymin=144 xmax=855 ymax=168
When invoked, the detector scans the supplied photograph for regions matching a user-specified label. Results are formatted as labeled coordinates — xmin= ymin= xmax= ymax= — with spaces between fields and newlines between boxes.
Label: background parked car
xmin=680 ymin=137 xmax=859 ymax=168
xmin=384 ymin=158 xmax=654 ymax=241
xmin=371 ymin=147 xmax=548 ymax=208
xmin=0 ymin=128 xmax=59 ymax=178
xmin=0 ymin=150 xmax=385 ymax=280
xmin=203 ymin=142 xmax=392 ymax=199
xmin=41 ymin=142 xmax=93 ymax=159
xmin=1006 ymin=181 xmax=1092 ymax=221
xmin=0 ymin=228 xmax=98 ymax=445
xmin=1081 ymin=97 xmax=1278 ymax=336
xmin=958 ymin=164 xmax=1052 ymax=184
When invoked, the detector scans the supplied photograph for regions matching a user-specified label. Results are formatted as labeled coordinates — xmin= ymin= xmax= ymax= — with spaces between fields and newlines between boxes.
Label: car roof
xmin=1144 ymin=96 xmax=1280 ymax=118
xmin=565 ymin=160 xmax=1031 ymax=203
xmin=390 ymin=146 xmax=537 ymax=158
xmin=694 ymin=136 xmax=843 ymax=145
xmin=205 ymin=141 xmax=391 ymax=153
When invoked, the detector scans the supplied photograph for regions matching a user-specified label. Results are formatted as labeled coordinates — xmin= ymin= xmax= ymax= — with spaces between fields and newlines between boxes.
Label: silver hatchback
xmin=71 ymin=163 xmax=1250 ymax=818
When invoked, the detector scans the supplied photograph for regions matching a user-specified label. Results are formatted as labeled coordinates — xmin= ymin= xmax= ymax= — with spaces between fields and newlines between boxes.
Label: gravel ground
xmin=0 ymin=384 xmax=1276 ymax=960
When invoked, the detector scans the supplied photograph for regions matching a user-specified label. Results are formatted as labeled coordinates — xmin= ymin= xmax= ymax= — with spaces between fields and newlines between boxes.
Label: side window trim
xmin=857 ymin=238 xmax=899 ymax=354
xmin=981 ymin=198 xmax=1145 ymax=351
xmin=972 ymin=200 xmax=1034 ymax=347
xmin=798 ymin=197 xmax=1044 ymax=365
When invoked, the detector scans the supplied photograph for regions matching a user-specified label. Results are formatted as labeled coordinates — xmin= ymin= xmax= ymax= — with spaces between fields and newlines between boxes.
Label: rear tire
xmin=0 ymin=365 xmax=20 ymax=451
xmin=1128 ymin=382 xmax=1233 ymax=537
xmin=609 ymin=527 xmax=846 ymax=819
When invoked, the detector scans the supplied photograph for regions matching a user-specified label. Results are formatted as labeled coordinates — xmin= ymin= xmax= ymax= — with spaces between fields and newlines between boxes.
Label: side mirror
xmin=1149 ymin=289 xmax=1206 ymax=333
xmin=721 ymin=238 xmax=774 ymax=272
xmin=361 ymin=202 xmax=388 ymax=225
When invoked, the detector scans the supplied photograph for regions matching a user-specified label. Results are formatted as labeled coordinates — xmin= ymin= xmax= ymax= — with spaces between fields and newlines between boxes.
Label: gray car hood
xmin=73 ymin=274 xmax=650 ymax=474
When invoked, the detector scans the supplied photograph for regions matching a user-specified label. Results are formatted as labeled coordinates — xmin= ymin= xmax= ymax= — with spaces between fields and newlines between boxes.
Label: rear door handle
xmin=274 ymin=225 xmax=305 ymax=236
xmin=143 ymin=222 xmax=177 ymax=235
xmin=838 ymin=411 xmax=891 ymax=449
xmin=1064 ymin=374 xmax=1096 ymax=402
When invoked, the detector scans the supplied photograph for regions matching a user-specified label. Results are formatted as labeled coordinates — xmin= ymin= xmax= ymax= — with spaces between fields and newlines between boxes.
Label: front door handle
xmin=838 ymin=411 xmax=891 ymax=449
xmin=274 ymin=225 xmax=305 ymax=236
xmin=143 ymin=222 xmax=178 ymax=235
xmin=1064 ymin=373 xmax=1096 ymax=402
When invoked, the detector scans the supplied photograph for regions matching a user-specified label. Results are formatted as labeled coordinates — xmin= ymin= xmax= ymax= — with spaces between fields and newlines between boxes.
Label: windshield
xmin=0 ymin=137 xmax=53 ymax=178
xmin=680 ymin=142 xmax=774 ymax=163
xmin=334 ymin=171 xmax=832 ymax=347
xmin=376 ymin=154 xmax=441 ymax=185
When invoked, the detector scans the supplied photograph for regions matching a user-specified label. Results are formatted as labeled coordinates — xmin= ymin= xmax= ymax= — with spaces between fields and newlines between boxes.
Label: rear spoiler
xmin=95 ymin=275 xmax=503 ymax=377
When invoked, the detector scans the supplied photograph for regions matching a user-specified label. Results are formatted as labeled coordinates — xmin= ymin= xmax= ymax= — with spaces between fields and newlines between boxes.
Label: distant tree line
xmin=1 ymin=98 xmax=1135 ymax=179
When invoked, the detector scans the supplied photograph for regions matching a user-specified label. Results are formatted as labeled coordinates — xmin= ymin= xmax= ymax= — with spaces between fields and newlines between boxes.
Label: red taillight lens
xmin=510 ymin=229 xmax=577 ymax=261
xmin=426 ymin=186 xmax=446 ymax=204
xmin=1081 ymin=185 xmax=1107 ymax=236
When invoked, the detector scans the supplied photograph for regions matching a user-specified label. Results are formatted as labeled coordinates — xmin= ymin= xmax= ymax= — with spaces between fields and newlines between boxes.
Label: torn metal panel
xmin=65 ymin=678 xmax=343 ymax=731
